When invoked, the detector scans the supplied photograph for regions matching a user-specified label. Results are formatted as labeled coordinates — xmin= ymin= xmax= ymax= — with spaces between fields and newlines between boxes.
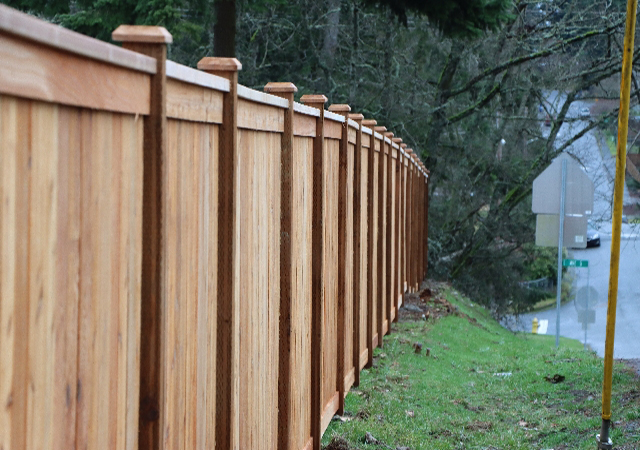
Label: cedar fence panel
xmin=0 ymin=6 xmax=431 ymax=450
xmin=0 ymin=6 xmax=150 ymax=450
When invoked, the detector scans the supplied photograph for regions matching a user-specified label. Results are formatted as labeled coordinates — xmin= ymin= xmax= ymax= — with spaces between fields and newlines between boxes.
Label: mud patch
xmin=398 ymin=281 xmax=483 ymax=328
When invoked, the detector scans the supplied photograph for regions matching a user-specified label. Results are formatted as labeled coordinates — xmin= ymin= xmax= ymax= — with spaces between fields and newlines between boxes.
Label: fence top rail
xmin=0 ymin=4 xmax=156 ymax=74
xmin=347 ymin=118 xmax=360 ymax=129
xmin=166 ymin=60 xmax=229 ymax=92
xmin=238 ymin=84 xmax=288 ymax=109
xmin=293 ymin=101 xmax=321 ymax=117
xmin=362 ymin=126 xmax=373 ymax=136
xmin=374 ymin=131 xmax=384 ymax=140
xmin=324 ymin=109 xmax=346 ymax=123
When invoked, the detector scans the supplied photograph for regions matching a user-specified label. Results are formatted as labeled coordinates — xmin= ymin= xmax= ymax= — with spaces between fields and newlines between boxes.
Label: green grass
xmin=323 ymin=286 xmax=640 ymax=450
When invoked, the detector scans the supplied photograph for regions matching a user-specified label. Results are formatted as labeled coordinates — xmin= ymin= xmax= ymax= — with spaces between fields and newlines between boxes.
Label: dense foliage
xmin=4 ymin=0 xmax=636 ymax=315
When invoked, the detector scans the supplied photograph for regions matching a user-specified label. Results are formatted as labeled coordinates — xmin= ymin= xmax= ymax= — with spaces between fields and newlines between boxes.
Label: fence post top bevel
xmin=392 ymin=137 xmax=402 ymax=143
xmin=112 ymin=25 xmax=173 ymax=44
xmin=373 ymin=126 xmax=387 ymax=132
xmin=328 ymin=104 xmax=351 ymax=113
xmin=197 ymin=57 xmax=242 ymax=72
xmin=264 ymin=82 xmax=297 ymax=93
xmin=400 ymin=143 xmax=407 ymax=148
xmin=300 ymin=94 xmax=328 ymax=104
xmin=361 ymin=119 xmax=377 ymax=126
xmin=384 ymin=131 xmax=394 ymax=138
xmin=348 ymin=113 xmax=364 ymax=121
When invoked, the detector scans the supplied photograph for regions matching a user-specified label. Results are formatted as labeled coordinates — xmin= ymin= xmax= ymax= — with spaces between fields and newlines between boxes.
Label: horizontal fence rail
xmin=0 ymin=5 xmax=430 ymax=450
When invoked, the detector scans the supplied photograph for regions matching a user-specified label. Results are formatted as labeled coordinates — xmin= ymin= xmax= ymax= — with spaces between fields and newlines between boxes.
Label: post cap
xmin=362 ymin=119 xmax=377 ymax=126
xmin=384 ymin=132 xmax=394 ymax=138
xmin=112 ymin=25 xmax=173 ymax=44
xmin=374 ymin=126 xmax=387 ymax=132
xmin=300 ymin=94 xmax=328 ymax=105
xmin=406 ymin=148 xmax=414 ymax=154
xmin=197 ymin=57 xmax=242 ymax=72
xmin=400 ymin=143 xmax=407 ymax=148
xmin=264 ymin=82 xmax=297 ymax=93
xmin=392 ymin=138 xmax=402 ymax=143
xmin=328 ymin=104 xmax=351 ymax=113
xmin=349 ymin=113 xmax=364 ymax=120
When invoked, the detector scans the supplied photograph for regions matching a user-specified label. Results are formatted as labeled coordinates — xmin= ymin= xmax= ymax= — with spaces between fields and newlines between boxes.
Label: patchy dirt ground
xmin=398 ymin=280 xmax=482 ymax=328
xmin=620 ymin=358 xmax=640 ymax=377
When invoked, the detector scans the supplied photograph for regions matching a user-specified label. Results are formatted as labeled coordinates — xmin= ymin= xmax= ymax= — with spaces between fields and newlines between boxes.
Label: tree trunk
xmin=322 ymin=0 xmax=341 ymax=68
xmin=214 ymin=0 xmax=236 ymax=57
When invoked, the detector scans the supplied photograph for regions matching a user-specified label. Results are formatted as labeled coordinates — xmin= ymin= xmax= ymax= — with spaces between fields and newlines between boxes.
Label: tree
xmin=361 ymin=0 xmax=513 ymax=37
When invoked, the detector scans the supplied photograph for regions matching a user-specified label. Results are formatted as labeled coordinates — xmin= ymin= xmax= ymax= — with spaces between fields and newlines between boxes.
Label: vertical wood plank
xmin=27 ymin=101 xmax=58 ymax=450
xmin=53 ymin=106 xmax=80 ymax=450
xmin=205 ymin=124 xmax=220 ymax=450
xmin=0 ymin=96 xmax=30 ymax=450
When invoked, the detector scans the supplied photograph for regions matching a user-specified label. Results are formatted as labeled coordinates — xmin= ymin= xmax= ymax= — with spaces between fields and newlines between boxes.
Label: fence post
xmin=348 ymin=112 xmax=364 ymax=387
xmin=425 ymin=168 xmax=430 ymax=278
xmin=392 ymin=138 xmax=403 ymax=322
xmin=361 ymin=118 xmax=377 ymax=367
xmin=405 ymin=149 xmax=414 ymax=292
xmin=197 ymin=56 xmax=242 ymax=450
xmin=399 ymin=144 xmax=407 ymax=296
xmin=111 ymin=25 xmax=172 ymax=450
xmin=300 ymin=94 xmax=327 ymax=450
xmin=383 ymin=131 xmax=394 ymax=334
xmin=264 ymin=82 xmax=298 ymax=450
xmin=373 ymin=126 xmax=387 ymax=346
xmin=328 ymin=103 xmax=351 ymax=414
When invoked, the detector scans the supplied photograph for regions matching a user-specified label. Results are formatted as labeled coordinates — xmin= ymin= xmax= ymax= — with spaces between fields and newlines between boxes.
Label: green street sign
xmin=563 ymin=259 xmax=589 ymax=268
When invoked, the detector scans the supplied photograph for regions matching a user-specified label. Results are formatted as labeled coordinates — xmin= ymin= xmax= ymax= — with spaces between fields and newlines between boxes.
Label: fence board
xmin=286 ymin=136 xmax=314 ymax=450
xmin=358 ymin=143 xmax=369 ymax=370
xmin=341 ymin=140 xmax=355 ymax=396
xmin=0 ymin=95 xmax=143 ymax=450
xmin=367 ymin=146 xmax=379 ymax=355
xmin=163 ymin=119 xmax=219 ymax=450
xmin=237 ymin=129 xmax=281 ymax=450
xmin=320 ymin=136 xmax=340 ymax=434
xmin=0 ymin=32 xmax=150 ymax=114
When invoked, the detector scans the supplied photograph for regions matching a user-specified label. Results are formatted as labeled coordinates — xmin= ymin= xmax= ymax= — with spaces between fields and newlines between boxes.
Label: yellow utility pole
xmin=597 ymin=0 xmax=637 ymax=448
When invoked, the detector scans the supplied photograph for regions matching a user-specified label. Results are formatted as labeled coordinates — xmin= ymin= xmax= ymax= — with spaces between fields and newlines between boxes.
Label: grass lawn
xmin=322 ymin=284 xmax=640 ymax=450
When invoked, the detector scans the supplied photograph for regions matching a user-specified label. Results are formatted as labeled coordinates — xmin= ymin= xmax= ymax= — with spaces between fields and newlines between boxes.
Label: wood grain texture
xmin=166 ymin=78 xmax=224 ymax=123
xmin=321 ymin=137 xmax=340 ymax=432
xmin=376 ymin=136 xmax=387 ymax=345
xmin=238 ymin=99 xmax=285 ymax=132
xmin=0 ymin=32 xmax=151 ymax=115
xmin=237 ymin=129 xmax=281 ymax=450
xmin=293 ymin=112 xmax=316 ymax=137
xmin=366 ymin=143 xmax=379 ymax=366
xmin=0 ymin=96 xmax=142 ymax=450
xmin=162 ymin=119 xmax=219 ymax=450
xmin=285 ymin=136 xmax=314 ymax=450
xmin=0 ymin=4 xmax=156 ymax=73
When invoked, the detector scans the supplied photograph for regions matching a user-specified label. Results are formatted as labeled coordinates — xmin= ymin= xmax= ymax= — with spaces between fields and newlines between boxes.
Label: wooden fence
xmin=0 ymin=6 xmax=430 ymax=450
